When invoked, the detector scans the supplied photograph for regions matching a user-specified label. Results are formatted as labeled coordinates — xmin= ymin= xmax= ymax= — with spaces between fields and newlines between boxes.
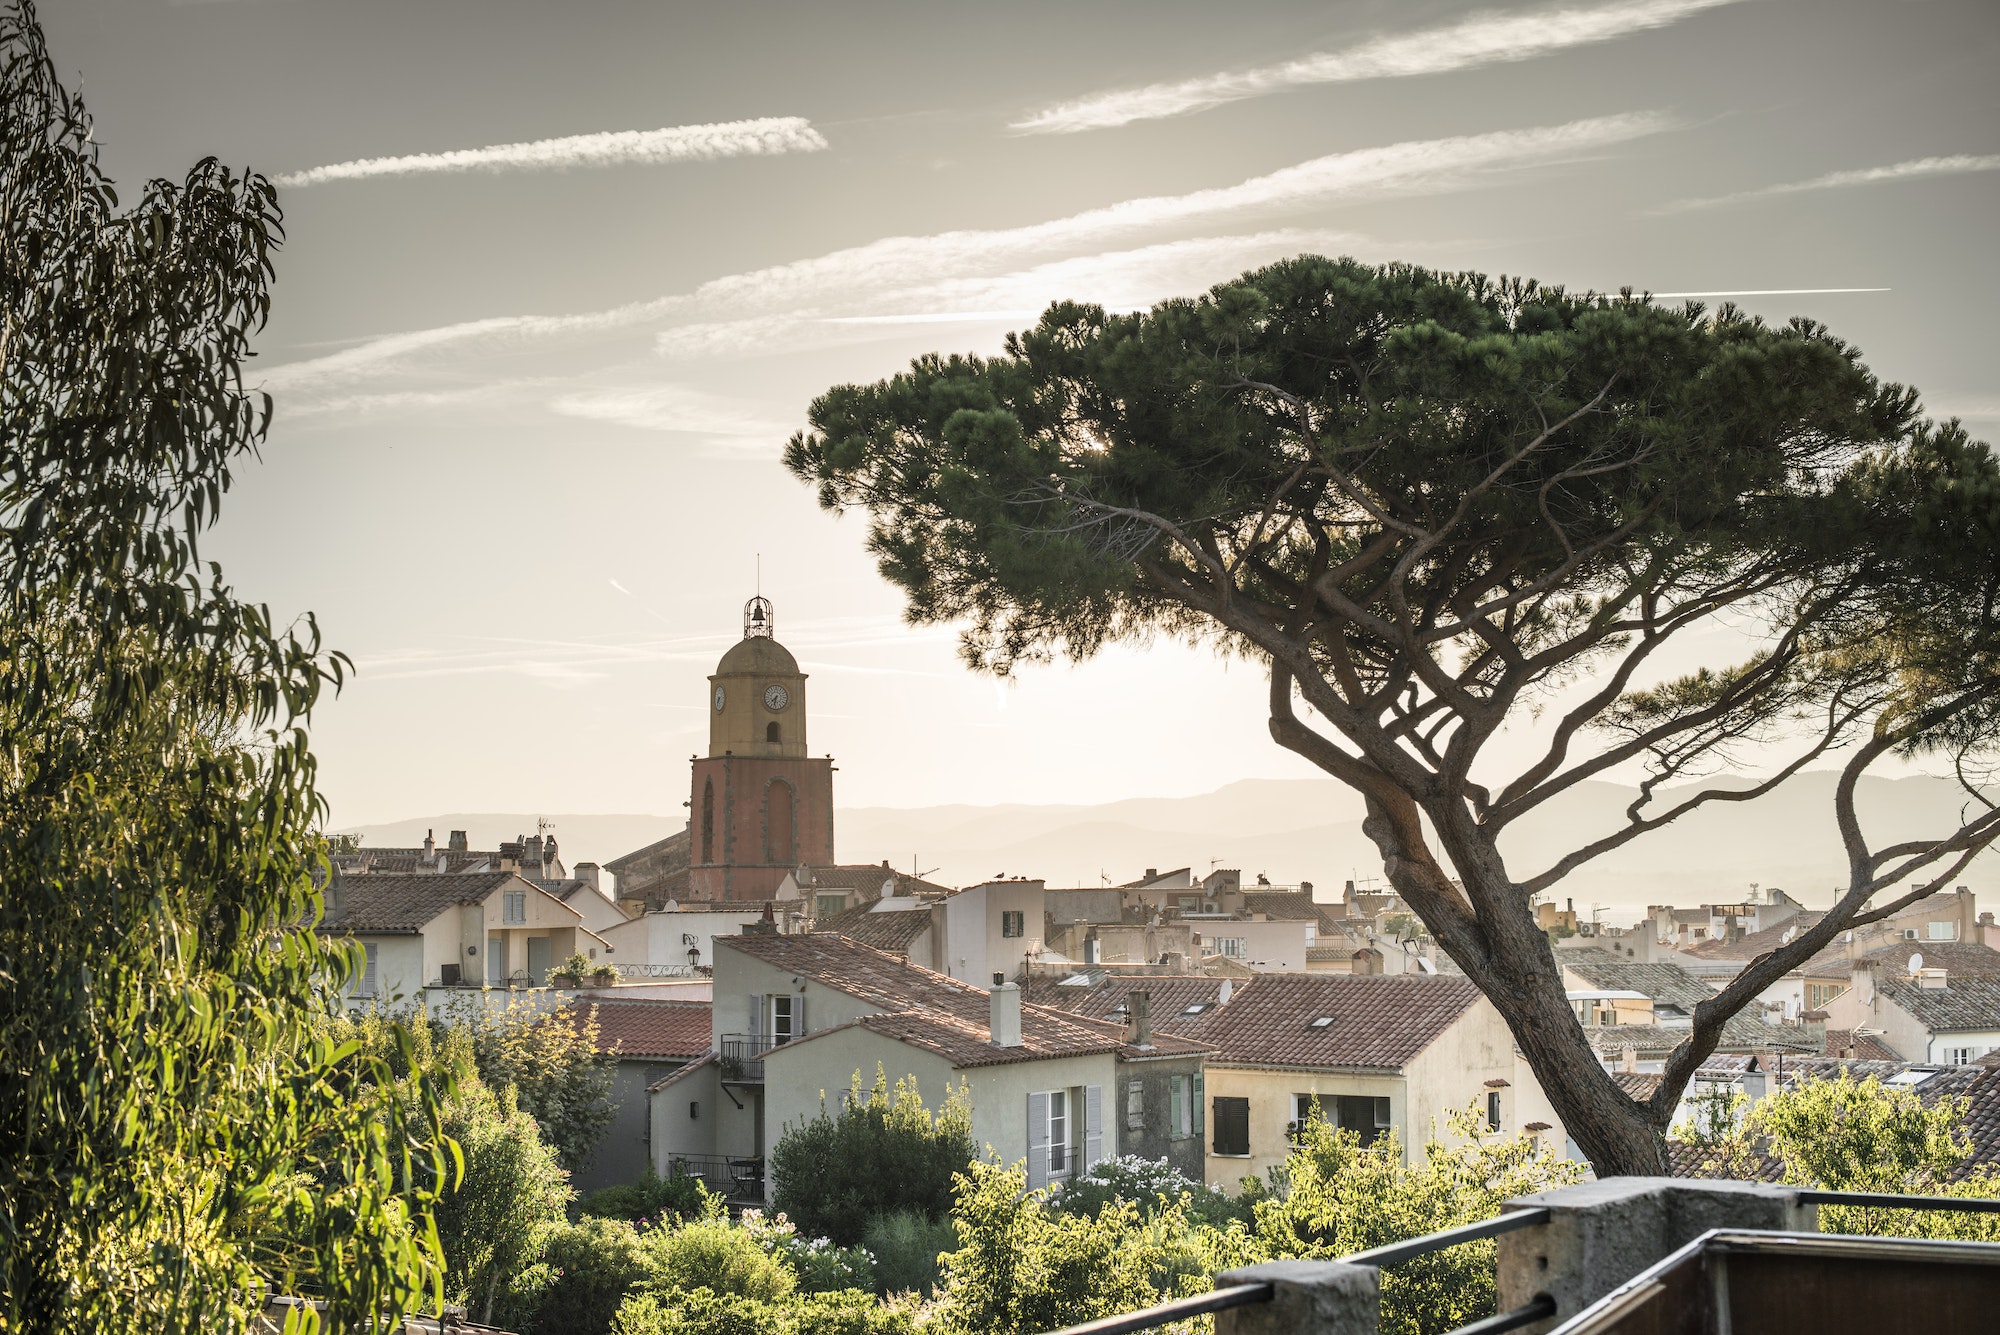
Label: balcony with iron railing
xmin=717 ymin=1033 xmax=782 ymax=1081
xmin=658 ymin=1153 xmax=766 ymax=1206
xmin=1036 ymin=1178 xmax=2000 ymax=1335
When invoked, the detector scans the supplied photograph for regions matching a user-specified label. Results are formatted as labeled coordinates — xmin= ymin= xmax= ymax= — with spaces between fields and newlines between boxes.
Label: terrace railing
xmin=1035 ymin=1180 xmax=2000 ymax=1335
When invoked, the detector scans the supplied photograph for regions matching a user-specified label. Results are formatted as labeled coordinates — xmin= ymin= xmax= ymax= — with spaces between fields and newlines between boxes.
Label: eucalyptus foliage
xmin=0 ymin=4 xmax=449 ymax=1328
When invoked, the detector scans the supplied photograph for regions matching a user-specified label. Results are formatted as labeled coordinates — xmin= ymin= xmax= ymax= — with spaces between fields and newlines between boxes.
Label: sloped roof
xmin=648 ymin=1052 xmax=715 ymax=1094
xmin=1177 ymin=974 xmax=1484 ymax=1071
xmin=320 ymin=871 xmax=517 ymax=934
xmin=1861 ymin=941 xmax=2000 ymax=978
xmin=1021 ymin=974 xmax=1242 ymax=1031
xmin=562 ymin=999 xmax=711 ymax=1060
xmin=797 ymin=864 xmax=954 ymax=899
xmin=1560 ymin=950 xmax=1718 ymax=1011
xmin=1879 ymin=976 xmax=2000 ymax=1033
xmin=1612 ymin=1071 xmax=1663 ymax=1101
xmin=1824 ymin=1029 xmax=1900 ymax=1061
xmin=814 ymin=1006 xmax=1208 ymax=1070
xmin=604 ymin=828 xmax=691 ymax=877
xmin=814 ymin=905 xmax=934 ymax=954
xmin=720 ymin=934 xmax=1201 ymax=1066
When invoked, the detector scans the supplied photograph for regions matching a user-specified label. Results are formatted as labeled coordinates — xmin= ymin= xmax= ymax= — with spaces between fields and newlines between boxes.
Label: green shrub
xmin=741 ymin=1209 xmax=876 ymax=1293
xmin=579 ymin=1167 xmax=717 ymax=1229
xmin=640 ymin=1216 xmax=796 ymax=1301
xmin=772 ymin=1069 xmax=974 ymax=1246
xmin=432 ymin=1082 xmax=574 ymax=1322
xmin=497 ymin=1215 xmax=649 ymax=1335
xmin=611 ymin=1288 xmax=769 ymax=1335
xmin=861 ymin=1209 xmax=956 ymax=1296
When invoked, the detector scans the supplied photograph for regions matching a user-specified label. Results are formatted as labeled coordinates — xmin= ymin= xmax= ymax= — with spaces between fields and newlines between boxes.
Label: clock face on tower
xmin=713 ymin=686 xmax=726 ymax=712
xmin=763 ymin=684 xmax=790 ymax=712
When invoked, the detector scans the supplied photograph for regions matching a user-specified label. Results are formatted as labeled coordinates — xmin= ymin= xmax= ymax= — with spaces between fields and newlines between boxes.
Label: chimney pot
xmin=989 ymin=983 xmax=1023 ymax=1047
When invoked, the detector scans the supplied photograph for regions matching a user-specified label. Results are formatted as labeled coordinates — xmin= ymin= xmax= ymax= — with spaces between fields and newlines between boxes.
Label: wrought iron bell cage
xmin=743 ymin=595 xmax=774 ymax=639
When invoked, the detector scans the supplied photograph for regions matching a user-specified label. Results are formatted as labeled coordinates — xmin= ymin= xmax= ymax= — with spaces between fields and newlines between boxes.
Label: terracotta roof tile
xmin=562 ymin=999 xmax=711 ymax=1060
xmin=1684 ymin=913 xmax=1827 ymax=962
xmin=795 ymin=865 xmax=953 ymax=898
xmin=1612 ymin=1072 xmax=1663 ymax=1100
xmin=319 ymin=871 xmax=518 ymax=934
xmin=815 ymin=905 xmax=934 ymax=954
xmin=1177 ymin=974 xmax=1484 ymax=1071
xmin=1860 ymin=941 xmax=2000 ymax=977
xmin=1878 ymin=976 xmax=2000 ymax=1033
xmin=1020 ymin=974 xmax=1241 ymax=1032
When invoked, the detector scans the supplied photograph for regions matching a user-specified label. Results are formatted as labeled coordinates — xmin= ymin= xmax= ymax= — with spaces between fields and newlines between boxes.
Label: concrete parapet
xmin=1215 ymin=1260 xmax=1381 ymax=1335
xmin=1496 ymin=1177 xmax=1817 ymax=1332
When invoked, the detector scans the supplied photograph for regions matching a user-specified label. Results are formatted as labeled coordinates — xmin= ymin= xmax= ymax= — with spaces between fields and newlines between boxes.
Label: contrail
xmin=1659 ymin=154 xmax=2000 ymax=212
xmin=275 ymin=116 xmax=828 ymax=187
xmin=1013 ymin=0 xmax=1738 ymax=134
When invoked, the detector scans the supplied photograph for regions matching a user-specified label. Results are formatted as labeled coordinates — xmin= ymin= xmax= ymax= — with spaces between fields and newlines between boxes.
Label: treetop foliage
xmin=788 ymin=254 xmax=2000 ymax=1173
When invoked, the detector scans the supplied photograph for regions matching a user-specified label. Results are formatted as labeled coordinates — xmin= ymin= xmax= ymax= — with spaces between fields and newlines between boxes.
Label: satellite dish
xmin=1781 ymin=924 xmax=1798 ymax=945
xmin=1909 ymin=952 xmax=1924 ymax=976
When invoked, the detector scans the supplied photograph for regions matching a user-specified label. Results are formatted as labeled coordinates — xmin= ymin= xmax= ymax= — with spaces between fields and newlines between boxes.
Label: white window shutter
xmin=360 ymin=943 xmax=377 ymax=997
xmin=1085 ymin=1084 xmax=1104 ymax=1169
xmin=1125 ymin=1078 xmax=1144 ymax=1131
xmin=794 ymin=994 xmax=807 ymax=1037
xmin=1026 ymin=1091 xmax=1049 ymax=1191
xmin=749 ymin=993 xmax=765 ymax=1037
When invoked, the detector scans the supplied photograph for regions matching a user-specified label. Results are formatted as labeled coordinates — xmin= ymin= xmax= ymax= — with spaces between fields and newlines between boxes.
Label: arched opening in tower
xmin=766 ymin=720 xmax=782 ymax=744
xmin=765 ymin=779 xmax=795 ymax=864
xmin=700 ymin=779 xmax=715 ymax=864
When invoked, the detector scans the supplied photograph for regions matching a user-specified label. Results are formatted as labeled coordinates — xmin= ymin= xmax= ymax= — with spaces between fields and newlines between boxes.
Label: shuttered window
xmin=1213 ymin=1096 xmax=1250 ymax=1156
xmin=1084 ymin=1084 xmax=1103 ymax=1169
xmin=1027 ymin=1091 xmax=1051 ymax=1190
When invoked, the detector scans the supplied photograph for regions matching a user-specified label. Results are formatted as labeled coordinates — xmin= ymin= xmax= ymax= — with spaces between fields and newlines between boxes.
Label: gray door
xmin=527 ymin=937 xmax=552 ymax=986
xmin=487 ymin=933 xmax=505 ymax=984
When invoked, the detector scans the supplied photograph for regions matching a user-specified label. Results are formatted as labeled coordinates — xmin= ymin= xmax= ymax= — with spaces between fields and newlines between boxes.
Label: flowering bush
xmin=739 ymin=1208 xmax=878 ymax=1293
xmin=1048 ymin=1155 xmax=1252 ymax=1229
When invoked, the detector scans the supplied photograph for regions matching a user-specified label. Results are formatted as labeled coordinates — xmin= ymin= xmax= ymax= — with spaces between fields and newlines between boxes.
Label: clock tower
xmin=686 ymin=597 xmax=836 ymax=901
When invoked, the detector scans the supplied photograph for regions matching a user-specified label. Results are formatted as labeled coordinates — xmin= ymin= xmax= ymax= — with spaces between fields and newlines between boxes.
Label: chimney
xmin=989 ymin=983 xmax=1022 ymax=1047
xmin=1854 ymin=959 xmax=1879 ymax=1008
xmin=1919 ymin=967 xmax=1950 ymax=990
xmin=1741 ymin=1058 xmax=1767 ymax=1104
xmin=449 ymin=829 xmax=468 ymax=853
xmin=325 ymin=868 xmax=347 ymax=926
xmin=423 ymin=828 xmax=435 ymax=860
xmin=1619 ymin=1044 xmax=1638 ymax=1074
xmin=1800 ymin=1009 xmax=1828 ymax=1049
xmin=1126 ymin=991 xmax=1153 ymax=1048
xmin=1145 ymin=868 xmax=1158 ymax=880
xmin=576 ymin=862 xmax=601 ymax=894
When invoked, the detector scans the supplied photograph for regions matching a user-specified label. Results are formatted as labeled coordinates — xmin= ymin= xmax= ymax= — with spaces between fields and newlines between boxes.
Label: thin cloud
xmin=262 ymin=114 xmax=1669 ymax=396
xmin=1644 ymin=287 xmax=1889 ymax=297
xmin=1660 ymin=154 xmax=2000 ymax=212
xmin=274 ymin=116 xmax=828 ymax=188
xmin=548 ymin=383 xmax=792 ymax=446
xmin=1013 ymin=0 xmax=1737 ymax=134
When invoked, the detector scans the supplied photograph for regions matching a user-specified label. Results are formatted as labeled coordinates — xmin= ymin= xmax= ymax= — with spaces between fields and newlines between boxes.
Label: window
xmin=1213 ymin=937 xmax=1246 ymax=958
xmin=1213 ymin=1096 xmax=1251 ymax=1156
xmin=1928 ymin=921 xmax=1958 ymax=941
xmin=1806 ymin=981 xmax=1848 ymax=1010
xmin=503 ymin=891 xmax=526 ymax=924
xmin=770 ymin=994 xmax=796 ymax=1043
xmin=1334 ymin=1095 xmax=1392 ymax=1147
xmin=767 ymin=721 xmax=782 ymax=743
xmin=1948 ymin=1048 xmax=1976 ymax=1065
xmin=1126 ymin=1079 xmax=1145 ymax=1132
xmin=1310 ymin=1016 xmax=1334 ymax=1029
xmin=1048 ymin=1090 xmax=1070 ymax=1176
xmin=1170 ymin=1075 xmax=1193 ymax=1138
xmin=690 ymin=1101 xmax=700 ymax=1120
xmin=1486 ymin=1091 xmax=1502 ymax=1132
xmin=1179 ymin=896 xmax=1199 ymax=912
xmin=816 ymin=894 xmax=845 ymax=917
xmin=355 ymin=943 xmax=378 ymax=997
xmin=1001 ymin=910 xmax=1025 ymax=938
xmin=1180 ymin=1002 xmax=1212 ymax=1017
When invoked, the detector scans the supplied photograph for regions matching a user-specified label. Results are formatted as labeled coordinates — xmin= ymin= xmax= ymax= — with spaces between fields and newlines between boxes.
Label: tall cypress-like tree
xmin=787 ymin=256 xmax=2000 ymax=1175
xmin=0 ymin=4 xmax=453 ymax=1328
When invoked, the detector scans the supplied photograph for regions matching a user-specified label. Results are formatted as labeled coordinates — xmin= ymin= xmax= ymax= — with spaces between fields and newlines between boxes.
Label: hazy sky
xmin=41 ymin=0 xmax=2000 ymax=827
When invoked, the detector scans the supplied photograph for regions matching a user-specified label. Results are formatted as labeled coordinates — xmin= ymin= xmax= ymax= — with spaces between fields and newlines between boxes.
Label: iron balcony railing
xmin=718 ymin=1033 xmax=782 ymax=1080
xmin=660 ymin=1152 xmax=766 ymax=1203
xmin=1035 ymin=1189 xmax=2000 ymax=1335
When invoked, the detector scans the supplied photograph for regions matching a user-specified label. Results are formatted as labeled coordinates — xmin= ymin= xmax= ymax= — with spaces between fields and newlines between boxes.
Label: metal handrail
xmin=1037 ymin=1206 xmax=1554 ymax=1335
xmin=1798 ymin=1188 xmax=2000 ymax=1213
xmin=1447 ymin=1293 xmax=1556 ymax=1335
xmin=1339 ymin=1206 xmax=1552 ymax=1268
xmin=1037 ymin=1283 xmax=1274 ymax=1335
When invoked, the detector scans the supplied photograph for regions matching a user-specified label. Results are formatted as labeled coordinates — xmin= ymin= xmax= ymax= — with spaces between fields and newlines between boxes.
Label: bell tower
xmin=686 ymin=597 xmax=836 ymax=902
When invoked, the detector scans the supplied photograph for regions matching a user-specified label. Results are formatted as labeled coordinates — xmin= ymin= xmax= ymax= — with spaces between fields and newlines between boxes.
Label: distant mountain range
xmin=338 ymin=772 xmax=1998 ymax=924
